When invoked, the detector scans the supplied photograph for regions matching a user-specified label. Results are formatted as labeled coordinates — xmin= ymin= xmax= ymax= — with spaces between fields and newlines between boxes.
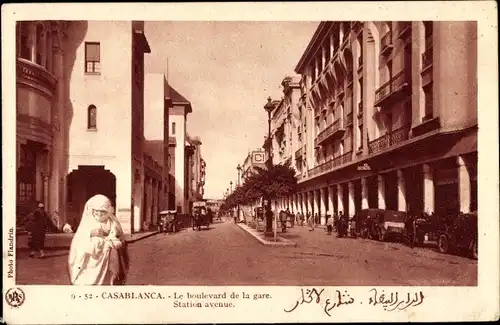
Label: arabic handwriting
xmin=284 ymin=288 xmax=325 ymax=313
xmin=323 ymin=290 xmax=356 ymax=316
xmin=368 ymin=288 xmax=424 ymax=311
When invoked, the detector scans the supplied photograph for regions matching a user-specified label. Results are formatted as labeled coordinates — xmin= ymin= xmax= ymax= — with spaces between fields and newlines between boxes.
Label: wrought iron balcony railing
xmin=314 ymin=118 xmax=344 ymax=147
xmin=380 ymin=30 xmax=393 ymax=55
xmin=346 ymin=112 xmax=353 ymax=126
xmin=368 ymin=124 xmax=411 ymax=154
xmin=308 ymin=151 xmax=353 ymax=178
xmin=374 ymin=70 xmax=409 ymax=106
xmin=397 ymin=21 xmax=411 ymax=39
xmin=295 ymin=147 xmax=303 ymax=160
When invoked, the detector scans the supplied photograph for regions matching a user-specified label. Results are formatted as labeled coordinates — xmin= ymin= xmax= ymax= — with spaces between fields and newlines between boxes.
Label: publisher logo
xmin=5 ymin=288 xmax=25 ymax=308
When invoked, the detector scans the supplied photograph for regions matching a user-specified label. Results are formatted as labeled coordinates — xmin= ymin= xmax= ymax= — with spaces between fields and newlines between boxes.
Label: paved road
xmin=15 ymin=220 xmax=477 ymax=285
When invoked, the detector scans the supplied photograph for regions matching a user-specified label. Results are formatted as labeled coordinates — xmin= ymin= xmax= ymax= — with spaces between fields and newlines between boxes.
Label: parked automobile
xmin=354 ymin=209 xmax=407 ymax=242
xmin=192 ymin=201 xmax=211 ymax=230
xmin=158 ymin=210 xmax=180 ymax=234
xmin=437 ymin=212 xmax=478 ymax=260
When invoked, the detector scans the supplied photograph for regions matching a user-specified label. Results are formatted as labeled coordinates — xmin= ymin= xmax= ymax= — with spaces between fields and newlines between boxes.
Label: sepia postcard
xmin=2 ymin=2 xmax=499 ymax=324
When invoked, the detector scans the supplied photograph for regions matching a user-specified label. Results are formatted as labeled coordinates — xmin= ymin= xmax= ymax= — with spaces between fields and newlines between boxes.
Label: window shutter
xmin=86 ymin=43 xmax=100 ymax=61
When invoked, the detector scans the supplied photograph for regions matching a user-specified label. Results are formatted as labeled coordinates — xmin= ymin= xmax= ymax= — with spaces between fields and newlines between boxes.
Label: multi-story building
xmin=15 ymin=20 xmax=164 ymax=234
xmin=167 ymin=84 xmax=193 ymax=213
xmin=272 ymin=21 xmax=477 ymax=225
xmin=185 ymin=135 xmax=205 ymax=213
xmin=241 ymin=148 xmax=266 ymax=180
xmin=144 ymin=72 xmax=173 ymax=228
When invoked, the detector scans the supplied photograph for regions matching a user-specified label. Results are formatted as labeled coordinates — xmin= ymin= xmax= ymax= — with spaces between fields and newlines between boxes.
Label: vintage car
xmin=354 ymin=209 xmax=407 ymax=241
xmin=192 ymin=201 xmax=211 ymax=230
xmin=437 ymin=212 xmax=478 ymax=260
xmin=158 ymin=210 xmax=180 ymax=233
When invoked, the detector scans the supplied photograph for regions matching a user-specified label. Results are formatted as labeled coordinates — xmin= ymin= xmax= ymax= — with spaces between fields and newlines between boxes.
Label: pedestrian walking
xmin=68 ymin=194 xmax=128 ymax=285
xmin=326 ymin=212 xmax=334 ymax=235
xmin=27 ymin=202 xmax=51 ymax=258
xmin=307 ymin=214 xmax=315 ymax=231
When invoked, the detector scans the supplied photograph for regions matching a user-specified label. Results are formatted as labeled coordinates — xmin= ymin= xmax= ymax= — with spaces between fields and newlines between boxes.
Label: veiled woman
xmin=68 ymin=194 xmax=129 ymax=285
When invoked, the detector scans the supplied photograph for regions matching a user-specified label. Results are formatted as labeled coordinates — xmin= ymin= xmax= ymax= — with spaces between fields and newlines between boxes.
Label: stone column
xmin=307 ymin=191 xmax=313 ymax=215
xmin=377 ymin=174 xmax=386 ymax=209
xmin=320 ymin=188 xmax=327 ymax=225
xmin=361 ymin=177 xmax=369 ymax=209
xmin=300 ymin=193 xmax=305 ymax=215
xmin=313 ymin=189 xmax=320 ymax=218
xmin=458 ymin=156 xmax=471 ymax=213
xmin=328 ymin=186 xmax=335 ymax=214
xmin=42 ymin=174 xmax=50 ymax=212
xmin=337 ymin=184 xmax=344 ymax=215
xmin=423 ymin=164 xmax=435 ymax=214
xmin=348 ymin=182 xmax=355 ymax=218
xmin=50 ymin=27 xmax=65 ymax=225
xmin=397 ymin=170 xmax=407 ymax=211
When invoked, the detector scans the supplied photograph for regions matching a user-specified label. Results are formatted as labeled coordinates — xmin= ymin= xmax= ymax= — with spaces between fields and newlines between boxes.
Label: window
xmin=87 ymin=105 xmax=97 ymax=129
xmin=85 ymin=42 xmax=101 ymax=73
xmin=35 ymin=24 xmax=44 ymax=66
xmin=358 ymin=123 xmax=363 ymax=150
xmin=172 ymin=122 xmax=176 ymax=135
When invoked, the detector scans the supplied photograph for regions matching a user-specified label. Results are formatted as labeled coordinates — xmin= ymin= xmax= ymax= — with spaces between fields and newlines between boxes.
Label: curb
xmin=124 ymin=231 xmax=160 ymax=244
xmin=237 ymin=223 xmax=297 ymax=247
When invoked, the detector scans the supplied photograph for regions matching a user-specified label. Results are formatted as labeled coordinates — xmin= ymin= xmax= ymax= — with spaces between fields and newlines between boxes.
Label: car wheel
xmin=438 ymin=235 xmax=449 ymax=254
xmin=471 ymin=239 xmax=478 ymax=260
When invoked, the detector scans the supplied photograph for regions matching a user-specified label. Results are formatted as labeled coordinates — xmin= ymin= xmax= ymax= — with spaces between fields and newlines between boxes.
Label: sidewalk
xmin=16 ymin=231 xmax=159 ymax=251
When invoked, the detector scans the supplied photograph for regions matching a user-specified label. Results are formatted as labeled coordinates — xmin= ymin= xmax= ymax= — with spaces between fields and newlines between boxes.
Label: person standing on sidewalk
xmin=326 ymin=212 xmax=334 ymax=235
xmin=27 ymin=203 xmax=50 ymax=258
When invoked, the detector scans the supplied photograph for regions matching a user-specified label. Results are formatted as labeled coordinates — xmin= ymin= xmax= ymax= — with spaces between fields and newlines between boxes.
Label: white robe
xmin=68 ymin=195 xmax=124 ymax=285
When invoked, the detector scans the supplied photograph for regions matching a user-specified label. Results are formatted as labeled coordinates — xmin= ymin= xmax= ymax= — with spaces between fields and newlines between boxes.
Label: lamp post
xmin=263 ymin=96 xmax=275 ymax=236
xmin=230 ymin=181 xmax=233 ymax=193
xmin=237 ymin=164 xmax=242 ymax=223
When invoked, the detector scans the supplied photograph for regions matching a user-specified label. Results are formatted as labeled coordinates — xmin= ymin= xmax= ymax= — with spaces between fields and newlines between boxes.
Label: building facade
xmin=15 ymin=20 xmax=167 ymax=234
xmin=272 ymin=21 xmax=477 ymax=225
xmin=167 ymin=85 xmax=193 ymax=214
xmin=185 ymin=135 xmax=206 ymax=214
xmin=143 ymin=72 xmax=173 ymax=228
xmin=241 ymin=148 xmax=266 ymax=181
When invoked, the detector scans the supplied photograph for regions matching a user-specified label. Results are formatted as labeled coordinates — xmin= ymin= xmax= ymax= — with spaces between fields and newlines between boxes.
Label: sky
xmin=144 ymin=21 xmax=319 ymax=199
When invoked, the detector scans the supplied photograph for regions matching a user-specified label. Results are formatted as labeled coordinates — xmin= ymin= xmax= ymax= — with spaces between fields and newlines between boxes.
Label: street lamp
xmin=263 ymin=96 xmax=275 ymax=236
xmin=237 ymin=164 xmax=242 ymax=223
xmin=230 ymin=181 xmax=233 ymax=193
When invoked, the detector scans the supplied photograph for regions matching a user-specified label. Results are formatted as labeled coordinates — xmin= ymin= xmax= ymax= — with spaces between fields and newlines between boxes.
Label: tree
xmin=222 ymin=160 xmax=297 ymax=222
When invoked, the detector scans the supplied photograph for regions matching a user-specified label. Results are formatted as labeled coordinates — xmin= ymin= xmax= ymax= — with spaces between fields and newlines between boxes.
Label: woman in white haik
xmin=68 ymin=194 xmax=129 ymax=285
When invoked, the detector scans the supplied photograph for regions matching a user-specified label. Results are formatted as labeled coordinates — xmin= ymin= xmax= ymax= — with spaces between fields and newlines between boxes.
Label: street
xmin=16 ymin=220 xmax=477 ymax=286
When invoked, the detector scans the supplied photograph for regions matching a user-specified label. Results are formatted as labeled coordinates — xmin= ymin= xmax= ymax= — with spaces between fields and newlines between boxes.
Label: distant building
xmin=144 ymin=72 xmax=173 ymax=227
xmin=241 ymin=148 xmax=266 ymax=180
xmin=167 ymin=84 xmax=193 ymax=214
xmin=185 ymin=135 xmax=205 ymax=214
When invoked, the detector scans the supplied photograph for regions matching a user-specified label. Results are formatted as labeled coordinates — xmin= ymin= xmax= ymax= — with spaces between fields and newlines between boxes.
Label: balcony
xmin=422 ymin=46 xmax=433 ymax=71
xmin=346 ymin=112 xmax=353 ymax=126
xmin=358 ymin=101 xmax=363 ymax=117
xmin=308 ymin=151 xmax=353 ymax=178
xmin=346 ymin=70 xmax=353 ymax=85
xmin=295 ymin=147 xmax=303 ymax=160
xmin=380 ymin=31 xmax=393 ymax=56
xmin=397 ymin=21 xmax=411 ymax=39
xmin=16 ymin=58 xmax=57 ymax=99
xmin=314 ymin=118 xmax=345 ymax=147
xmin=374 ymin=70 xmax=410 ymax=107
xmin=368 ymin=124 xmax=411 ymax=154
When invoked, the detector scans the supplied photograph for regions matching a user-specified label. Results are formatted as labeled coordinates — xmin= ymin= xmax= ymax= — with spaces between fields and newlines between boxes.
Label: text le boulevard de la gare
xmin=70 ymin=291 xmax=271 ymax=308
xmin=7 ymin=227 xmax=15 ymax=279
xmin=69 ymin=288 xmax=425 ymax=313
